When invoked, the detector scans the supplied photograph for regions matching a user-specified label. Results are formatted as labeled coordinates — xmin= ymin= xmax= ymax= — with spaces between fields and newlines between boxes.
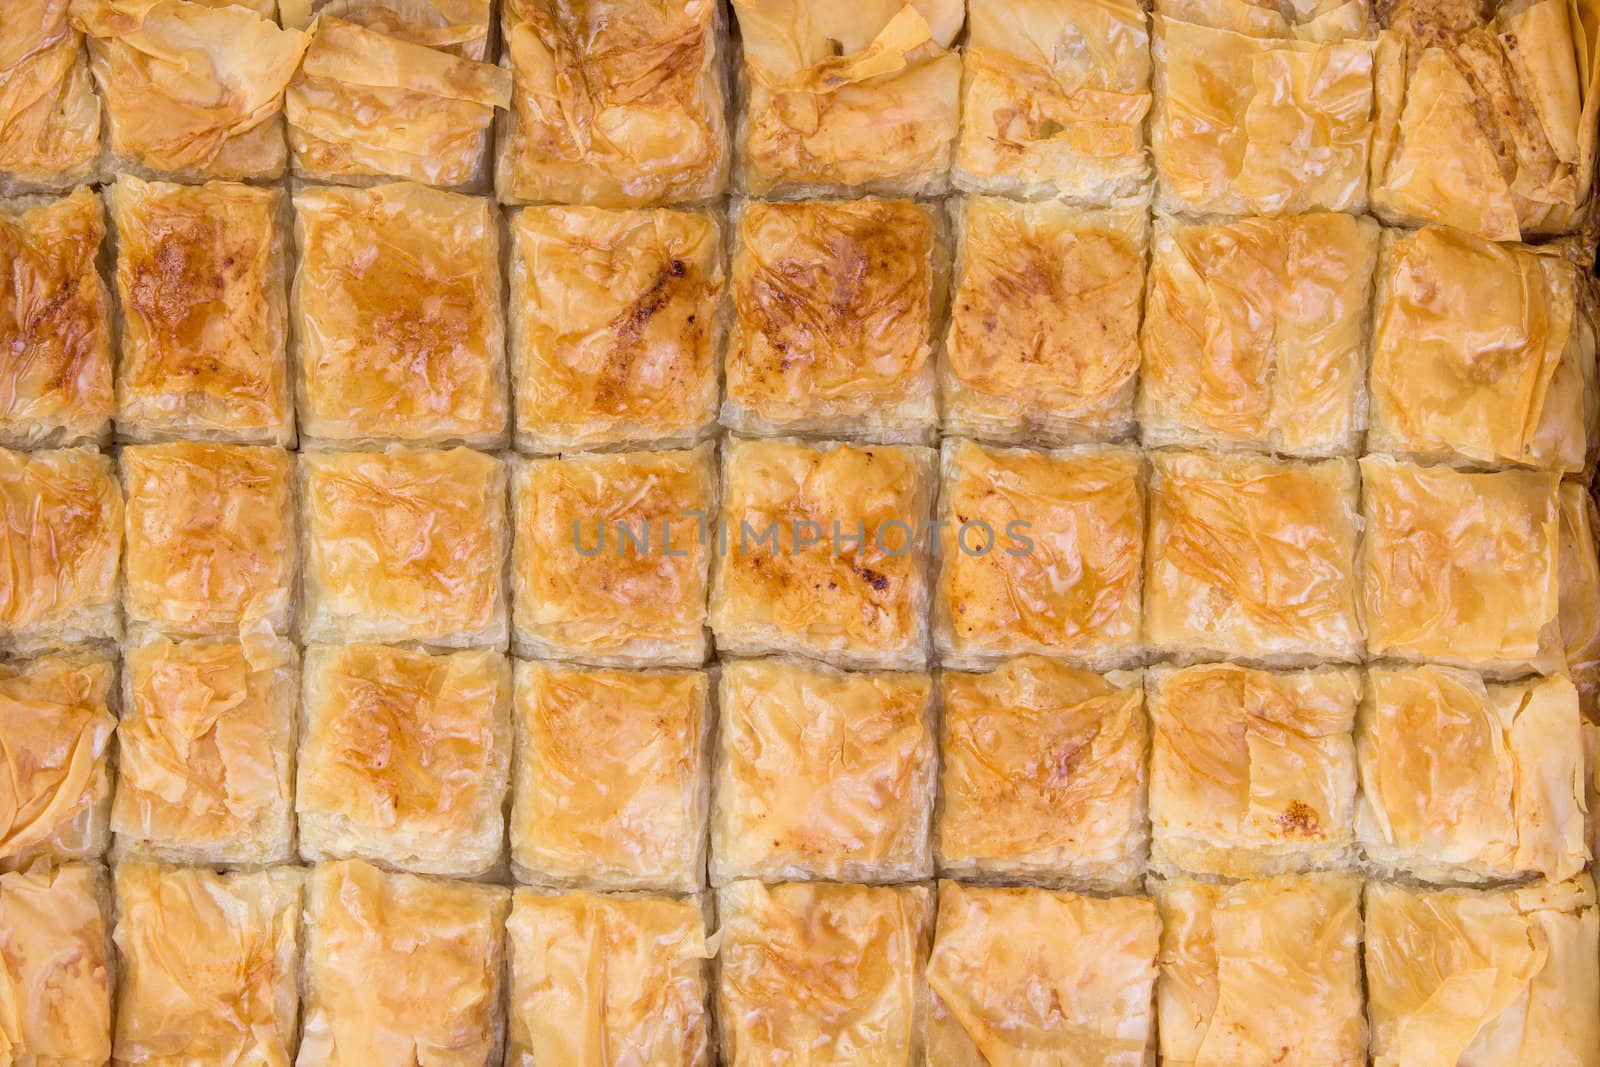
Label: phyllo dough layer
xmin=0 ymin=863 xmax=111 ymax=1066
xmin=279 ymin=0 xmax=493 ymax=59
xmin=1560 ymin=482 xmax=1600 ymax=709
xmin=0 ymin=0 xmax=101 ymax=192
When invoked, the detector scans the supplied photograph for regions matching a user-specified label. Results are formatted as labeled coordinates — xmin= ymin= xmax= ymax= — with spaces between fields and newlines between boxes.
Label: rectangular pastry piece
xmin=724 ymin=198 xmax=940 ymax=444
xmin=0 ymin=0 xmax=101 ymax=194
xmin=297 ymin=643 xmax=511 ymax=879
xmin=111 ymin=862 xmax=302 ymax=1066
xmin=511 ymin=661 xmax=709 ymax=893
xmin=935 ymin=440 xmax=1144 ymax=669
xmin=937 ymin=656 xmax=1147 ymax=891
xmin=1365 ymin=875 xmax=1600 ymax=1067
xmin=711 ymin=657 xmax=935 ymax=886
xmin=299 ymin=859 xmax=509 ymax=1067
xmin=510 ymin=206 xmax=723 ymax=454
xmin=496 ymin=0 xmax=729 ymax=206
xmin=1156 ymin=874 xmax=1366 ymax=1067
xmin=0 ymin=187 xmax=113 ymax=447
xmin=506 ymin=889 xmax=712 ymax=1066
xmin=299 ymin=447 xmax=508 ymax=649
xmin=711 ymin=437 xmax=935 ymax=670
xmin=112 ymin=635 xmax=297 ymax=867
xmin=512 ymin=445 xmax=715 ymax=667
xmin=292 ymin=183 xmax=506 ymax=448
xmin=1356 ymin=667 xmax=1588 ymax=885
xmin=0 ymin=863 xmax=111 ymax=1066
xmin=1559 ymin=482 xmax=1600 ymax=711
xmin=731 ymin=0 xmax=963 ymax=197
xmin=1138 ymin=213 xmax=1379 ymax=457
xmin=716 ymin=879 xmax=934 ymax=1066
xmin=110 ymin=177 xmax=293 ymax=446
xmin=926 ymin=882 xmax=1159 ymax=1066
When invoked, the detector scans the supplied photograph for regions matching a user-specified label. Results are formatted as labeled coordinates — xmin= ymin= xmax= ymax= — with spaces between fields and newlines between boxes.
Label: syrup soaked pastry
xmin=497 ymin=0 xmax=729 ymax=206
xmin=279 ymin=0 xmax=494 ymax=59
xmin=0 ymin=863 xmax=111 ymax=1066
xmin=0 ymin=0 xmax=101 ymax=192
xmin=926 ymin=882 xmax=1160 ymax=1066
xmin=725 ymin=198 xmax=940 ymax=444
xmin=1365 ymin=876 xmax=1600 ymax=1067
xmin=1139 ymin=213 xmax=1379 ymax=457
xmin=711 ymin=657 xmax=935 ymax=885
xmin=506 ymin=890 xmax=712 ymax=1067
xmin=1560 ymin=482 xmax=1600 ymax=710
xmin=731 ymin=0 xmax=964 ymax=197
xmin=937 ymin=657 xmax=1147 ymax=891
xmin=0 ymin=188 xmax=112 ymax=448
xmin=716 ymin=879 xmax=934 ymax=1066
xmin=111 ymin=177 xmax=293 ymax=445
xmin=955 ymin=0 xmax=1151 ymax=205
xmin=1356 ymin=667 xmax=1588 ymax=885
xmin=942 ymin=198 xmax=1146 ymax=444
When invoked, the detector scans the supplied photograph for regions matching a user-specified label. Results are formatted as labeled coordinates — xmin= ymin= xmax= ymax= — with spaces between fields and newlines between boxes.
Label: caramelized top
xmin=0 ymin=447 xmax=121 ymax=641
xmin=0 ymin=0 xmax=101 ymax=182
xmin=0 ymin=863 xmax=110 ymax=1064
xmin=279 ymin=0 xmax=493 ymax=58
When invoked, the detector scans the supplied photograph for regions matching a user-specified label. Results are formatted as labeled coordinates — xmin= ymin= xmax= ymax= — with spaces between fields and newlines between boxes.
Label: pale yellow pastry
xmin=0 ymin=863 xmax=111 ymax=1067
xmin=0 ymin=0 xmax=101 ymax=192
xmin=1560 ymin=483 xmax=1600 ymax=710
xmin=279 ymin=0 xmax=492 ymax=59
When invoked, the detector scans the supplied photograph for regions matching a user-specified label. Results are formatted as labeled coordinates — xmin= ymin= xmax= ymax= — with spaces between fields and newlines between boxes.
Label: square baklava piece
xmin=510 ymin=205 xmax=723 ymax=453
xmin=0 ymin=863 xmax=111 ymax=1066
xmin=297 ymin=643 xmax=511 ymax=878
xmin=724 ymin=198 xmax=939 ymax=443
xmin=938 ymin=657 xmax=1147 ymax=891
xmin=110 ymin=177 xmax=292 ymax=445
xmin=299 ymin=447 xmax=508 ymax=648
xmin=1139 ymin=213 xmax=1379 ymax=456
xmin=112 ymin=636 xmax=297 ymax=866
xmin=711 ymin=657 xmax=935 ymax=885
xmin=943 ymin=198 xmax=1145 ymax=444
xmin=293 ymin=183 xmax=506 ymax=448
xmin=511 ymin=661 xmax=709 ymax=893
xmin=512 ymin=446 xmax=714 ymax=666
xmin=0 ymin=1 xmax=100 ymax=193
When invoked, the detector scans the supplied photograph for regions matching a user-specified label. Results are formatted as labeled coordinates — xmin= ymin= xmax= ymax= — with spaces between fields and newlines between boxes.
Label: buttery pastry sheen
xmin=0 ymin=0 xmax=101 ymax=192
xmin=0 ymin=862 xmax=111 ymax=1066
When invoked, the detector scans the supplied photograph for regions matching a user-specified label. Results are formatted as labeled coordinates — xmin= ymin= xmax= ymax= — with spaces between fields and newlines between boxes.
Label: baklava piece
xmin=299 ymin=859 xmax=509 ymax=1067
xmin=1157 ymin=874 xmax=1366 ymax=1067
xmin=512 ymin=446 xmax=714 ymax=666
xmin=1148 ymin=663 xmax=1360 ymax=879
xmin=0 ymin=863 xmax=111 ymax=1066
xmin=293 ymin=183 xmax=506 ymax=448
xmin=297 ymin=643 xmax=511 ymax=878
xmin=497 ymin=0 xmax=728 ymax=206
xmin=711 ymin=658 xmax=935 ymax=885
xmin=299 ymin=447 xmax=508 ymax=649
xmin=1139 ymin=213 xmax=1379 ymax=456
xmin=110 ymin=177 xmax=292 ymax=445
xmin=0 ymin=187 xmax=112 ymax=447
xmin=1145 ymin=451 xmax=1363 ymax=664
xmin=511 ymin=661 xmax=708 ymax=893
xmin=937 ymin=657 xmax=1147 ymax=890
xmin=935 ymin=440 xmax=1144 ymax=669
xmin=1563 ymin=482 xmax=1600 ymax=709
xmin=711 ymin=437 xmax=935 ymax=670
xmin=121 ymin=443 xmax=295 ymax=638
xmin=724 ymin=198 xmax=939 ymax=443
xmin=112 ymin=862 xmax=302 ymax=1066
xmin=1360 ymin=457 xmax=1563 ymax=674
xmin=716 ymin=880 xmax=934 ymax=1065
xmin=1365 ymin=876 xmax=1600 ymax=1067
xmin=510 ymin=206 xmax=722 ymax=453
xmin=506 ymin=890 xmax=712 ymax=1067
xmin=955 ymin=0 xmax=1151 ymax=204
xmin=112 ymin=636 xmax=297 ymax=866
xmin=731 ymin=0 xmax=963 ymax=197
xmin=1356 ymin=667 xmax=1588 ymax=885
xmin=0 ymin=0 xmax=100 ymax=193
xmin=280 ymin=0 xmax=493 ymax=59
xmin=926 ymin=882 xmax=1160 ymax=1066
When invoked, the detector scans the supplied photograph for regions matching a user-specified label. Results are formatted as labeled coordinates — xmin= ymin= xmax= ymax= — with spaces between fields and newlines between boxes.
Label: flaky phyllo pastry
xmin=0 ymin=863 xmax=111 ymax=1065
xmin=0 ymin=0 xmax=101 ymax=192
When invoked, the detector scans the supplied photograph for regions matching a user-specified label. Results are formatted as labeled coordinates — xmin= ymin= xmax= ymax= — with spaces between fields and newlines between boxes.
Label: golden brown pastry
xmin=0 ymin=0 xmax=100 ymax=193
xmin=1139 ymin=213 xmax=1379 ymax=456
xmin=510 ymin=205 xmax=723 ymax=453
xmin=926 ymin=882 xmax=1160 ymax=1066
xmin=297 ymin=643 xmax=511 ymax=878
xmin=1586 ymin=721 xmax=1600 ymax=863
xmin=1559 ymin=483 xmax=1600 ymax=710
xmin=299 ymin=859 xmax=509 ymax=1067
xmin=712 ymin=657 xmax=934 ymax=885
xmin=938 ymin=657 xmax=1147 ymax=891
xmin=293 ymin=183 xmax=506 ymax=448
xmin=716 ymin=879 xmax=934 ymax=1066
xmin=511 ymin=661 xmax=708 ymax=893
xmin=1365 ymin=875 xmax=1600 ymax=1067
xmin=112 ymin=636 xmax=297 ymax=867
xmin=279 ymin=0 xmax=493 ymax=59
xmin=512 ymin=446 xmax=714 ymax=666
xmin=725 ymin=198 xmax=940 ymax=443
xmin=497 ymin=0 xmax=728 ymax=206
xmin=506 ymin=889 xmax=712 ymax=1067
xmin=0 ymin=863 xmax=111 ymax=1066
xmin=111 ymin=862 xmax=301 ymax=1066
